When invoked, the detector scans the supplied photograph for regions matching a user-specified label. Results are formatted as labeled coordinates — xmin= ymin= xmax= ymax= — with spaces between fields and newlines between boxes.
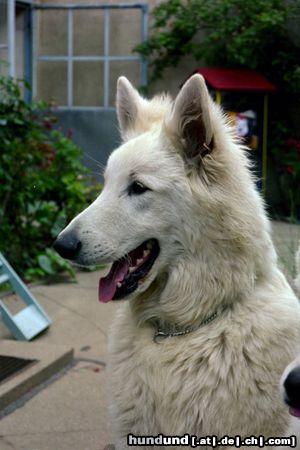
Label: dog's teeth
xmin=136 ymin=258 xmax=143 ymax=265
xmin=146 ymin=241 xmax=153 ymax=249
xmin=143 ymin=249 xmax=150 ymax=258
xmin=129 ymin=266 xmax=136 ymax=273
xmin=117 ymin=282 xmax=122 ymax=288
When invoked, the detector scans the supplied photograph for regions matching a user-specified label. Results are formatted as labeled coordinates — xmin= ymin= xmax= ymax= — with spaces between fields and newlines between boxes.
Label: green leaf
xmin=38 ymin=255 xmax=55 ymax=275
xmin=51 ymin=212 xmax=67 ymax=238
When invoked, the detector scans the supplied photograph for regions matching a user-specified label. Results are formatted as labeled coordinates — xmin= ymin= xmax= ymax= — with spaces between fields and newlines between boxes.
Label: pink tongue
xmin=98 ymin=260 xmax=129 ymax=303
xmin=289 ymin=407 xmax=300 ymax=418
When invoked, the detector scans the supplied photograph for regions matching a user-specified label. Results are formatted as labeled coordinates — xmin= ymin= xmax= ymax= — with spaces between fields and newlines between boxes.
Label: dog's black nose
xmin=284 ymin=366 xmax=300 ymax=408
xmin=53 ymin=232 xmax=82 ymax=260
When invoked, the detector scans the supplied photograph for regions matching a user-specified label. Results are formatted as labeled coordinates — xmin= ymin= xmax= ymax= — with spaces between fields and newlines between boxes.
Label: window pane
xmin=0 ymin=1 xmax=8 ymax=76
xmin=39 ymin=10 xmax=68 ymax=56
xmin=0 ymin=48 xmax=8 ymax=76
xmin=0 ymin=2 xmax=7 ymax=43
xmin=73 ymin=10 xmax=104 ymax=56
xmin=109 ymin=60 xmax=140 ymax=106
xmin=37 ymin=61 xmax=67 ymax=105
xmin=16 ymin=7 xmax=25 ymax=80
xmin=73 ymin=61 xmax=104 ymax=106
xmin=109 ymin=9 xmax=141 ymax=56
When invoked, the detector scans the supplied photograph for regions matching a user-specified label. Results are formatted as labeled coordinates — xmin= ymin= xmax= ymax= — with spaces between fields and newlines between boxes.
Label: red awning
xmin=193 ymin=68 xmax=276 ymax=92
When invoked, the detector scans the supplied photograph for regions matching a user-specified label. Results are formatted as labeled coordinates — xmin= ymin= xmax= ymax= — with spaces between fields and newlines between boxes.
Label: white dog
xmin=54 ymin=75 xmax=300 ymax=449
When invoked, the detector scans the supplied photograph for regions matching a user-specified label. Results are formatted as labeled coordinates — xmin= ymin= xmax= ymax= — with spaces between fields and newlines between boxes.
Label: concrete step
xmin=0 ymin=339 xmax=73 ymax=411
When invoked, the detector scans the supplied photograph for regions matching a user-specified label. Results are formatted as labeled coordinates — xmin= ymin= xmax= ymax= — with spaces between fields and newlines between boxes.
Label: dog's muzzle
xmin=53 ymin=231 xmax=82 ymax=261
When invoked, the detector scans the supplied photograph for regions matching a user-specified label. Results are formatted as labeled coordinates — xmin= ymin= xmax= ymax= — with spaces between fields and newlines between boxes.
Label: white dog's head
xmin=54 ymin=75 xmax=273 ymax=314
xmin=54 ymin=75 xmax=217 ymax=303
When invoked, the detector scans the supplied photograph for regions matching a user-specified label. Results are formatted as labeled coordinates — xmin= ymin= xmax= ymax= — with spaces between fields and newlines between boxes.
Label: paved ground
xmin=272 ymin=221 xmax=300 ymax=283
xmin=0 ymin=269 xmax=117 ymax=450
xmin=0 ymin=221 xmax=299 ymax=450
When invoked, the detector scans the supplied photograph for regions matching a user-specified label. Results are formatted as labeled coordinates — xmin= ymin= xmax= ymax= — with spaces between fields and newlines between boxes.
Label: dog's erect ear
xmin=167 ymin=74 xmax=213 ymax=160
xmin=116 ymin=76 xmax=141 ymax=141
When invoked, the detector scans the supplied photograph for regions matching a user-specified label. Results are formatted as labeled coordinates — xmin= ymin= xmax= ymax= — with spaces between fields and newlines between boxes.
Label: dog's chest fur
xmin=108 ymin=299 xmax=300 ymax=446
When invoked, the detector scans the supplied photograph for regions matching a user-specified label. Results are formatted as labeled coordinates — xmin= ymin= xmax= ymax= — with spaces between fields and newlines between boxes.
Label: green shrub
xmin=0 ymin=77 xmax=100 ymax=281
xmin=137 ymin=0 xmax=300 ymax=94
xmin=268 ymin=121 xmax=300 ymax=221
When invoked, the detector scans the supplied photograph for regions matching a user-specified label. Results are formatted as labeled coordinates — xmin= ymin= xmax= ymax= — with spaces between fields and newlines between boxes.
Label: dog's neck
xmin=130 ymin=236 xmax=272 ymax=331
xmin=130 ymin=255 xmax=246 ymax=330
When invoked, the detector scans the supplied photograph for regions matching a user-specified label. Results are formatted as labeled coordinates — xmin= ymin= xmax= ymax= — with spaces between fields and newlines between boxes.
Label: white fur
xmin=58 ymin=75 xmax=300 ymax=449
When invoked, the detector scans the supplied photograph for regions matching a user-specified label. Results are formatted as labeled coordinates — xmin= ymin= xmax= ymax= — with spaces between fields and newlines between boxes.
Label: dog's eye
xmin=128 ymin=181 xmax=149 ymax=195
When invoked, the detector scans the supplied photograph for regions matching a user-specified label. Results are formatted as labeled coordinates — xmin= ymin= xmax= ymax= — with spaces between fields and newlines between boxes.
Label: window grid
xmin=33 ymin=3 xmax=148 ymax=109
xmin=0 ymin=0 xmax=16 ymax=77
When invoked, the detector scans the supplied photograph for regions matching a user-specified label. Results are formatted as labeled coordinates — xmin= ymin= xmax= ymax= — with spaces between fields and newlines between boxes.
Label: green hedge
xmin=0 ymin=77 xmax=101 ymax=281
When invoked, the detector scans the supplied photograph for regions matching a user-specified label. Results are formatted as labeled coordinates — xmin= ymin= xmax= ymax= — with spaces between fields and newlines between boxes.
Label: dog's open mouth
xmin=98 ymin=239 xmax=159 ymax=302
xmin=284 ymin=395 xmax=300 ymax=418
xmin=289 ymin=407 xmax=300 ymax=418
